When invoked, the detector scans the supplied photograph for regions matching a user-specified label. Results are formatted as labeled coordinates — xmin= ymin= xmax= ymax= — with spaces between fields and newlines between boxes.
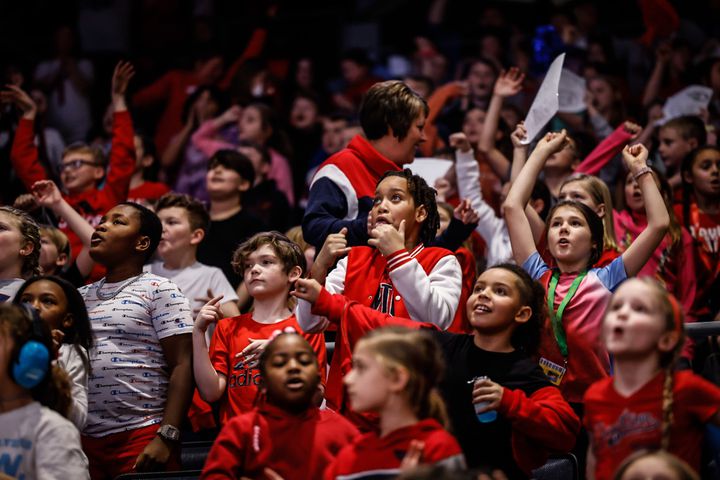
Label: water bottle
xmin=470 ymin=376 xmax=497 ymax=423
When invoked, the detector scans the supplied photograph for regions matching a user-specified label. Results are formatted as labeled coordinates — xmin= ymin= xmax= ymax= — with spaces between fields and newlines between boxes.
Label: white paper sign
xmin=521 ymin=53 xmax=565 ymax=144
xmin=403 ymin=158 xmax=454 ymax=187
xmin=658 ymin=85 xmax=713 ymax=125
xmin=558 ymin=68 xmax=587 ymax=113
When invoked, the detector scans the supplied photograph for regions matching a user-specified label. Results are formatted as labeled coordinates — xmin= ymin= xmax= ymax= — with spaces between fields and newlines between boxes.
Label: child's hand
xmin=510 ymin=122 xmax=528 ymax=149
xmin=235 ymin=338 xmax=269 ymax=367
xmin=193 ymin=288 xmax=216 ymax=317
xmin=368 ymin=220 xmax=406 ymax=257
xmin=454 ymin=199 xmax=479 ymax=226
xmin=291 ymin=277 xmax=322 ymax=304
xmin=31 ymin=180 xmax=63 ymax=208
xmin=534 ymin=130 xmax=568 ymax=156
xmin=194 ymin=295 xmax=224 ymax=333
xmin=434 ymin=178 xmax=451 ymax=203
xmin=622 ymin=144 xmax=649 ymax=174
xmin=0 ymin=85 xmax=37 ymax=118
xmin=493 ymin=67 xmax=524 ymax=98
xmin=51 ymin=329 xmax=65 ymax=358
xmin=315 ymin=227 xmax=351 ymax=273
xmin=111 ymin=61 xmax=135 ymax=101
xmin=13 ymin=194 xmax=39 ymax=212
xmin=472 ymin=378 xmax=504 ymax=412
xmin=449 ymin=132 xmax=472 ymax=153
xmin=134 ymin=437 xmax=171 ymax=472
xmin=399 ymin=439 xmax=425 ymax=471
xmin=217 ymin=105 xmax=242 ymax=125
xmin=623 ymin=121 xmax=642 ymax=140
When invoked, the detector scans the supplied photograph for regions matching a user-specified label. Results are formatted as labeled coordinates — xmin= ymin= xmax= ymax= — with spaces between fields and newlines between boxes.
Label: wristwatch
xmin=157 ymin=424 xmax=180 ymax=442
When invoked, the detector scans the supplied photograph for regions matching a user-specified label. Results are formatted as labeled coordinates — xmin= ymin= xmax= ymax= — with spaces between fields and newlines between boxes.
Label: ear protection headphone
xmin=10 ymin=304 xmax=51 ymax=389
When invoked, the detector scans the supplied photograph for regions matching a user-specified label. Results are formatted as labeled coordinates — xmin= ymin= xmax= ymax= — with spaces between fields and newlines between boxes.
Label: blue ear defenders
xmin=11 ymin=303 xmax=50 ymax=389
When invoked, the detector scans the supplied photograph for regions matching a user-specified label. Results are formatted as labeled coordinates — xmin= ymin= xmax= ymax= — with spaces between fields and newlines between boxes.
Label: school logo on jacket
xmin=371 ymin=282 xmax=395 ymax=316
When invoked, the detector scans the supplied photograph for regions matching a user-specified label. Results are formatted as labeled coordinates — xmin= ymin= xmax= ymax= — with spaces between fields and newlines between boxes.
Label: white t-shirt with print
xmin=0 ymin=401 xmax=89 ymax=479
xmin=79 ymin=273 xmax=192 ymax=437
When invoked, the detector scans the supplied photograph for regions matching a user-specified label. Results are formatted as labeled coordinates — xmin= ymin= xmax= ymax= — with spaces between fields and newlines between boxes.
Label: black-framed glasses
xmin=58 ymin=159 xmax=100 ymax=172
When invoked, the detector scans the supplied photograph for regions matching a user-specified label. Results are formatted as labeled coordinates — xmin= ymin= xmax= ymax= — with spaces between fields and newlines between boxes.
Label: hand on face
xmin=368 ymin=220 xmax=406 ymax=257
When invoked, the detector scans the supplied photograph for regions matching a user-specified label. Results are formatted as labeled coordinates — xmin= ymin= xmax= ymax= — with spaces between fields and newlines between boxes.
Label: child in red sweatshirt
xmin=200 ymin=330 xmax=358 ymax=480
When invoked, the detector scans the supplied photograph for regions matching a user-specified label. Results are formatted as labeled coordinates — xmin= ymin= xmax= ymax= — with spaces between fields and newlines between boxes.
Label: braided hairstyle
xmin=626 ymin=278 xmax=685 ymax=451
xmin=357 ymin=326 xmax=449 ymax=428
xmin=377 ymin=169 xmax=440 ymax=246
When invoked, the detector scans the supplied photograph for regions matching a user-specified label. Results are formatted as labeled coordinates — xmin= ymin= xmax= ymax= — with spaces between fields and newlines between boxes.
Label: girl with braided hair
xmin=583 ymin=278 xmax=720 ymax=480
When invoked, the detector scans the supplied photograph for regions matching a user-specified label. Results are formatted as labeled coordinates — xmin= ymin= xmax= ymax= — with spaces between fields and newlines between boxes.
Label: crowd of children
xmin=2 ymin=1 xmax=720 ymax=479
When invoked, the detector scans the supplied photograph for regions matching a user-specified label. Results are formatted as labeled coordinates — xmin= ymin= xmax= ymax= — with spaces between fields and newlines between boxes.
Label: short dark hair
xmin=208 ymin=149 xmax=256 ymax=185
xmin=662 ymin=115 xmax=707 ymax=145
xmin=377 ymin=169 xmax=439 ymax=246
xmin=156 ymin=193 xmax=210 ymax=233
xmin=359 ymin=81 xmax=429 ymax=141
xmin=117 ymin=202 xmax=162 ymax=262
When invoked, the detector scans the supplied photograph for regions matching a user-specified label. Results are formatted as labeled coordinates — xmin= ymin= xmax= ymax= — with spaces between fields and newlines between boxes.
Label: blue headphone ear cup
xmin=12 ymin=340 xmax=50 ymax=389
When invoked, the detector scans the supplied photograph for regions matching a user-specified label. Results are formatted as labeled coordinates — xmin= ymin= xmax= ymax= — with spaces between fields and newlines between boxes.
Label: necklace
xmin=96 ymin=272 xmax=147 ymax=301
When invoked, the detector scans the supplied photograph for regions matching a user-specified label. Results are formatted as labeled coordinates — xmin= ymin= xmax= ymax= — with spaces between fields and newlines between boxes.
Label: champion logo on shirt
xmin=593 ymin=409 xmax=660 ymax=447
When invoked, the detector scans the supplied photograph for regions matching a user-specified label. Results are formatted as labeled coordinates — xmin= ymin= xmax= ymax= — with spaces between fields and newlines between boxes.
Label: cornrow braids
xmin=378 ymin=169 xmax=440 ymax=246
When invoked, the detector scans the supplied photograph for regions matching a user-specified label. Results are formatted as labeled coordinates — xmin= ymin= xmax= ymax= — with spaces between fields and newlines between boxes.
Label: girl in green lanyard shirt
xmin=503 ymin=131 xmax=669 ymax=406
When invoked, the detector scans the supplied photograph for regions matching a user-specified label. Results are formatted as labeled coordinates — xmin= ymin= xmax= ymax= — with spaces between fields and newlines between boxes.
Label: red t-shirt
xmin=209 ymin=313 xmax=327 ymax=425
xmin=674 ymin=203 xmax=720 ymax=317
xmin=584 ymin=370 xmax=720 ymax=480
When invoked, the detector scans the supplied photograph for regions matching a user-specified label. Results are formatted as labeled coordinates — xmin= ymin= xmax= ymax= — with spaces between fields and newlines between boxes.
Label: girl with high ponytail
xmin=584 ymin=278 xmax=720 ymax=480
xmin=324 ymin=327 xmax=466 ymax=479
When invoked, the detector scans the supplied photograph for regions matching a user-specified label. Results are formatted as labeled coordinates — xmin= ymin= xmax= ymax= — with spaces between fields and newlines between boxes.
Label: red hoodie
xmin=201 ymin=403 xmax=359 ymax=480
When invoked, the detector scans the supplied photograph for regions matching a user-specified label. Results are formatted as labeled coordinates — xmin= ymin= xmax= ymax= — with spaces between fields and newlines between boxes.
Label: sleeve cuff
xmin=386 ymin=249 xmax=413 ymax=272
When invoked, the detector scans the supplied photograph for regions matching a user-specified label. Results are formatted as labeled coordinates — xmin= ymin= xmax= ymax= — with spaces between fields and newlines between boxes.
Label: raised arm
xmin=477 ymin=67 xmax=525 ymax=181
xmin=503 ymin=131 xmax=568 ymax=264
xmin=1 ymin=85 xmax=48 ymax=188
xmin=104 ymin=62 xmax=137 ymax=205
xmin=191 ymin=106 xmax=241 ymax=158
xmin=450 ymin=133 xmax=506 ymax=243
xmin=642 ymin=43 xmax=670 ymax=108
xmin=575 ymin=122 xmax=639 ymax=175
xmin=31 ymin=180 xmax=95 ymax=276
xmin=192 ymin=296 xmax=227 ymax=403
xmin=619 ymin=144 xmax=670 ymax=276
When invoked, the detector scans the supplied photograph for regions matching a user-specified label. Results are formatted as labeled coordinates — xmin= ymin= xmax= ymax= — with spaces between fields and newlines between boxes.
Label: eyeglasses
xmin=59 ymin=159 xmax=101 ymax=172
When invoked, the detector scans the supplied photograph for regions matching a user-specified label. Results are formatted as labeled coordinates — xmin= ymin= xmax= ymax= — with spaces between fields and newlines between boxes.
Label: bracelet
xmin=633 ymin=167 xmax=653 ymax=181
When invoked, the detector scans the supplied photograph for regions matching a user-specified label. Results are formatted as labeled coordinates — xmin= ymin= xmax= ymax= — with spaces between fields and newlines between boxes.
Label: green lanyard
xmin=546 ymin=270 xmax=587 ymax=358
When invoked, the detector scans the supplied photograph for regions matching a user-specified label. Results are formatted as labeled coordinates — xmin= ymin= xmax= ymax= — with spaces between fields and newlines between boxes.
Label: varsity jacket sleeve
xmin=575 ymin=124 xmax=633 ymax=176
xmin=455 ymin=148 xmax=509 ymax=248
xmin=302 ymin=177 xmax=370 ymax=249
xmin=191 ymin=119 xmax=236 ymax=158
xmin=295 ymin=257 xmax=347 ymax=333
xmin=310 ymin=287 xmax=437 ymax=345
xmin=102 ymin=111 xmax=136 ymax=205
xmin=499 ymin=385 xmax=580 ymax=452
xmin=10 ymin=117 xmax=48 ymax=189
xmin=387 ymin=251 xmax=462 ymax=330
